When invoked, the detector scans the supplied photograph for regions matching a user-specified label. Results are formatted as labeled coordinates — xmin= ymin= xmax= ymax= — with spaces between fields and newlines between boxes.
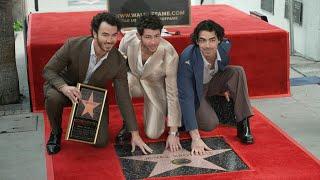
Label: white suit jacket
xmin=119 ymin=30 xmax=181 ymax=127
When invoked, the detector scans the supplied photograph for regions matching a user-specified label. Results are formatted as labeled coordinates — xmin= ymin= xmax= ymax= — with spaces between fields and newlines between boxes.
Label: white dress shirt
xmin=202 ymin=50 xmax=221 ymax=84
xmin=83 ymin=40 xmax=109 ymax=84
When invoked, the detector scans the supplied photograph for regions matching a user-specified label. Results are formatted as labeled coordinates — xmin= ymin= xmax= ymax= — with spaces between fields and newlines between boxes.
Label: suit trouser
xmin=196 ymin=65 xmax=254 ymax=131
xmin=127 ymin=73 xmax=165 ymax=139
xmin=44 ymin=86 xmax=109 ymax=147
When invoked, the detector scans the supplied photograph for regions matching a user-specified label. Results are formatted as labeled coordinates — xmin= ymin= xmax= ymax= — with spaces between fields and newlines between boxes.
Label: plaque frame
xmin=65 ymin=83 xmax=107 ymax=144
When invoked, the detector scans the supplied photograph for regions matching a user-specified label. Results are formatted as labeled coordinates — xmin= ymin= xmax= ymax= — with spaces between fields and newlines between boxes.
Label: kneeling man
xmin=118 ymin=15 xmax=182 ymax=153
xmin=177 ymin=20 xmax=254 ymax=155
xmin=43 ymin=12 xmax=147 ymax=155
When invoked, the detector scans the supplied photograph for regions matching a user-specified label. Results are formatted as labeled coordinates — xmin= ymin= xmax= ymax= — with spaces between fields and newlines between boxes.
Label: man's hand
xmin=59 ymin=85 xmax=81 ymax=103
xmin=131 ymin=131 xmax=153 ymax=155
xmin=166 ymin=134 xmax=182 ymax=152
xmin=189 ymin=129 xmax=212 ymax=155
xmin=191 ymin=138 xmax=212 ymax=155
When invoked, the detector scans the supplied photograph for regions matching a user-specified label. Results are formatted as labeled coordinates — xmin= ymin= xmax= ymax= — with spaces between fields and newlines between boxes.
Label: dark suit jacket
xmin=177 ymin=40 xmax=231 ymax=131
xmin=43 ymin=36 xmax=138 ymax=131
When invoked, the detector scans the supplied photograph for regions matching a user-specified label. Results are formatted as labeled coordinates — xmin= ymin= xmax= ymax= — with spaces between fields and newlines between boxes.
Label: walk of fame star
xmin=80 ymin=92 xmax=100 ymax=118
xmin=116 ymin=137 xmax=249 ymax=179
xmin=122 ymin=148 xmax=231 ymax=177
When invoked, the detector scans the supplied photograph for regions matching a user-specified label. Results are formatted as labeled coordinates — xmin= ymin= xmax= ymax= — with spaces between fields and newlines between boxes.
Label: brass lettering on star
xmin=171 ymin=158 xmax=191 ymax=165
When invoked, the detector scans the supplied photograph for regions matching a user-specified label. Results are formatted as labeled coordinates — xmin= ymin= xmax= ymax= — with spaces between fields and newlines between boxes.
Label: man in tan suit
xmin=118 ymin=15 xmax=182 ymax=152
xmin=44 ymin=12 xmax=150 ymax=155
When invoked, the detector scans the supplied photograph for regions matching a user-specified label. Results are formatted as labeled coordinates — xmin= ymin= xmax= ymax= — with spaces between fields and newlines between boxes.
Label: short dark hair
xmin=91 ymin=12 xmax=122 ymax=37
xmin=136 ymin=15 xmax=163 ymax=36
xmin=191 ymin=20 xmax=225 ymax=45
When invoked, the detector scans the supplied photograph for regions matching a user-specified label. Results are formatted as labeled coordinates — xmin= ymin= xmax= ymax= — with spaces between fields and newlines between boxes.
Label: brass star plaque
xmin=66 ymin=83 xmax=107 ymax=144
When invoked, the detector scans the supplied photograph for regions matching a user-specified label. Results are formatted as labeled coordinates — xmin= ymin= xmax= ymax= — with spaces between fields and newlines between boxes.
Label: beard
xmin=96 ymin=37 xmax=114 ymax=53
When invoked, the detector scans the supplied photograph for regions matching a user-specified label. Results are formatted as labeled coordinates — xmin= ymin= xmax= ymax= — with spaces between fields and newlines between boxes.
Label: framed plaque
xmin=107 ymin=0 xmax=191 ymax=28
xmin=66 ymin=83 xmax=107 ymax=144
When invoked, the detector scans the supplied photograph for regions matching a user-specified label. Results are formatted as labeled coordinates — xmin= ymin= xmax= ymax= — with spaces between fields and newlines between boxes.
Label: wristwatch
xmin=168 ymin=131 xmax=179 ymax=137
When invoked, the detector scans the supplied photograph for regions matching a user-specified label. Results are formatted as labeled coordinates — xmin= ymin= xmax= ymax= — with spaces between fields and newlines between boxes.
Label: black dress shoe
xmin=237 ymin=118 xmax=254 ymax=144
xmin=46 ymin=131 xmax=62 ymax=155
xmin=115 ymin=124 xmax=131 ymax=143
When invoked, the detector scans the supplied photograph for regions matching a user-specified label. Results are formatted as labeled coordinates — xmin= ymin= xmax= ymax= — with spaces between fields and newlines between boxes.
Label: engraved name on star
xmin=121 ymin=148 xmax=231 ymax=177
xmin=80 ymin=92 xmax=100 ymax=118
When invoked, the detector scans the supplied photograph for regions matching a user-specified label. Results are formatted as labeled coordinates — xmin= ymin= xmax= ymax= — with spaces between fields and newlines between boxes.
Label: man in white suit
xmin=118 ymin=15 xmax=182 ymax=153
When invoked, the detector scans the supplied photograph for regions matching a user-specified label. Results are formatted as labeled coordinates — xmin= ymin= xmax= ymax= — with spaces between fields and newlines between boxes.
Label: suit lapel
xmin=218 ymin=60 xmax=224 ymax=71
xmin=192 ymin=46 xmax=204 ymax=101
xmin=78 ymin=38 xmax=92 ymax=83
xmin=127 ymin=41 xmax=140 ymax=77
xmin=218 ymin=41 xmax=232 ymax=71
xmin=218 ymin=44 xmax=228 ymax=71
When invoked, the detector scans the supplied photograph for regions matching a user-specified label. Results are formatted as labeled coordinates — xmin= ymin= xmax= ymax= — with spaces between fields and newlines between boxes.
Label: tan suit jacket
xmin=119 ymin=31 xmax=181 ymax=137
xmin=43 ymin=36 xmax=138 ymax=131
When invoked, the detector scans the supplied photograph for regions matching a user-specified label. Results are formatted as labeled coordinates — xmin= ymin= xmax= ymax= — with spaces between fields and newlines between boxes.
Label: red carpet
xmin=27 ymin=5 xmax=289 ymax=111
xmin=44 ymin=106 xmax=320 ymax=180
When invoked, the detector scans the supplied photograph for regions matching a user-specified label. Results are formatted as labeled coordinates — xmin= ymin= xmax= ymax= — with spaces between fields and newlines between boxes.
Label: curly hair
xmin=91 ymin=12 xmax=122 ymax=37
xmin=136 ymin=15 xmax=163 ymax=36
xmin=191 ymin=20 xmax=225 ymax=45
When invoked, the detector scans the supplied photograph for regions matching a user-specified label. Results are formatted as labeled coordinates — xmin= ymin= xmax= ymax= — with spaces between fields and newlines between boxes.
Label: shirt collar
xmin=90 ymin=40 xmax=95 ymax=56
xmin=216 ymin=50 xmax=221 ymax=62
xmin=201 ymin=49 xmax=221 ymax=66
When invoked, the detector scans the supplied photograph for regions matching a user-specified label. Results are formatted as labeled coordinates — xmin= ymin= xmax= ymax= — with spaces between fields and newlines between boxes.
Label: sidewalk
xmin=0 ymin=31 xmax=320 ymax=180
xmin=0 ymin=32 xmax=46 ymax=180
